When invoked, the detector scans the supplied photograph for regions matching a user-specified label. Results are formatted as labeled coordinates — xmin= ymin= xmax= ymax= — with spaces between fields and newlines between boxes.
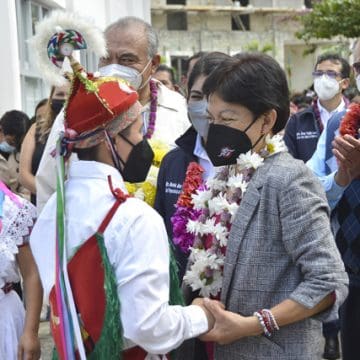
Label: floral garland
xmin=145 ymin=79 xmax=158 ymax=139
xmin=172 ymin=134 xmax=286 ymax=298
xmin=340 ymin=102 xmax=360 ymax=138
xmin=125 ymin=139 xmax=169 ymax=206
xmin=171 ymin=163 xmax=205 ymax=253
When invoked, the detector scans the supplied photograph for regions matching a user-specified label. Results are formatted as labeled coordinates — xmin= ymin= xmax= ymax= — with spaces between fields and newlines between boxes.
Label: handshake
xmin=191 ymin=298 xmax=263 ymax=345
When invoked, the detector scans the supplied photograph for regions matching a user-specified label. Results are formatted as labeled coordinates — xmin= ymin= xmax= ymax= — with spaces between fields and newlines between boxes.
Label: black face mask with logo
xmin=113 ymin=135 xmax=154 ymax=183
xmin=204 ymin=122 xmax=263 ymax=167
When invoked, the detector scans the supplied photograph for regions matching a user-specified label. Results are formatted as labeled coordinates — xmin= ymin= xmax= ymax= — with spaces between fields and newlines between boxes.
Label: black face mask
xmin=51 ymin=99 xmax=65 ymax=117
xmin=114 ymin=135 xmax=154 ymax=183
xmin=205 ymin=122 xmax=262 ymax=166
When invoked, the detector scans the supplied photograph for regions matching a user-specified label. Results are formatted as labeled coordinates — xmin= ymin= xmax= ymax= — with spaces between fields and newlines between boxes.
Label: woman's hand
xmin=17 ymin=331 xmax=41 ymax=360
xmin=199 ymin=299 xmax=262 ymax=345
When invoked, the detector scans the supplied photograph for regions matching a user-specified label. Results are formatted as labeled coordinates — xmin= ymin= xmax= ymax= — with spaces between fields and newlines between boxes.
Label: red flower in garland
xmin=176 ymin=162 xmax=204 ymax=208
xmin=340 ymin=102 xmax=360 ymax=138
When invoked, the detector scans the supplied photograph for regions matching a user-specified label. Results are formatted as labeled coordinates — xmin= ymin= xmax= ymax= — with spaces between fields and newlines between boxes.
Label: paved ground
xmin=39 ymin=322 xmax=53 ymax=360
xmin=38 ymin=322 xmax=341 ymax=360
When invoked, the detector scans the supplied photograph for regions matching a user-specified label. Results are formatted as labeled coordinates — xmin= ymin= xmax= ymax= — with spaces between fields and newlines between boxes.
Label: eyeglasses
xmin=312 ymin=70 xmax=342 ymax=79
xmin=353 ymin=62 xmax=360 ymax=74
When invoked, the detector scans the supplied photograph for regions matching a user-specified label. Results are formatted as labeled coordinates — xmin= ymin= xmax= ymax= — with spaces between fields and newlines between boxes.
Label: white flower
xmin=201 ymin=217 xmax=216 ymax=234
xmin=208 ymin=193 xmax=229 ymax=216
xmin=227 ymin=173 xmax=248 ymax=193
xmin=213 ymin=222 xmax=229 ymax=247
xmin=186 ymin=219 xmax=203 ymax=235
xmin=192 ymin=189 xmax=212 ymax=210
xmin=228 ymin=202 xmax=240 ymax=222
xmin=265 ymin=134 xmax=287 ymax=155
xmin=201 ymin=268 xmax=223 ymax=297
xmin=184 ymin=249 xmax=225 ymax=297
xmin=237 ymin=151 xmax=264 ymax=170
xmin=206 ymin=178 xmax=227 ymax=191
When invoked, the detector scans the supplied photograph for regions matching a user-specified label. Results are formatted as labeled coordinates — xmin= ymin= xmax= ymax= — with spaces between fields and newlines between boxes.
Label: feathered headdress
xmin=30 ymin=10 xmax=107 ymax=86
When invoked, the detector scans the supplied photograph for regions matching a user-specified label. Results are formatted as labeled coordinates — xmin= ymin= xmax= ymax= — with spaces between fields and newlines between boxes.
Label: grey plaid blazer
xmin=216 ymin=151 xmax=348 ymax=360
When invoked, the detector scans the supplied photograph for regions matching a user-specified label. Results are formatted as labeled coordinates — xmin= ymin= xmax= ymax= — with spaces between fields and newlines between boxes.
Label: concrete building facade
xmin=151 ymin=0 xmax=345 ymax=93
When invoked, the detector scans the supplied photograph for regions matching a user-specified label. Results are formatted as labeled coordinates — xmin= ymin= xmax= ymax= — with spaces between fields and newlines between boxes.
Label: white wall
xmin=0 ymin=0 xmax=22 ymax=116
xmin=66 ymin=0 xmax=151 ymax=29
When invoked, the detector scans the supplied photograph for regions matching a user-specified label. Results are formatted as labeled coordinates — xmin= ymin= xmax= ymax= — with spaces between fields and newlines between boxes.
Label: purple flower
xmin=171 ymin=206 xmax=201 ymax=253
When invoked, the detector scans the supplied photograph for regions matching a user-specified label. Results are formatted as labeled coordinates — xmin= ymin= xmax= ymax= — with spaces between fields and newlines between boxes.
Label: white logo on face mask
xmin=218 ymin=147 xmax=235 ymax=158
xmin=98 ymin=59 xmax=152 ymax=90
xmin=314 ymin=75 xmax=341 ymax=101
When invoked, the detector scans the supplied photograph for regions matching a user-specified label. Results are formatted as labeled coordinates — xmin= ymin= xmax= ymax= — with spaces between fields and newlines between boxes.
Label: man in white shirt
xmin=30 ymin=55 xmax=212 ymax=359
xmin=98 ymin=16 xmax=189 ymax=145
xmin=36 ymin=16 xmax=189 ymax=213
xmin=284 ymin=53 xmax=350 ymax=162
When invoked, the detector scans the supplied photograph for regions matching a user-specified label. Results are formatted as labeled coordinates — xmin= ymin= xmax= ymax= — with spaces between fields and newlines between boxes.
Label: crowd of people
xmin=0 ymin=12 xmax=359 ymax=360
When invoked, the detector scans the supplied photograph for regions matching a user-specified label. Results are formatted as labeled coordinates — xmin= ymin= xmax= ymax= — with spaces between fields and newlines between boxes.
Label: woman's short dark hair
xmin=187 ymin=52 xmax=231 ymax=99
xmin=203 ymin=53 xmax=290 ymax=134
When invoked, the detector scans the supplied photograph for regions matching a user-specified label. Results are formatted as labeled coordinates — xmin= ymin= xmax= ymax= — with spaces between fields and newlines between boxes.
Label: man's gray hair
xmin=105 ymin=16 xmax=159 ymax=59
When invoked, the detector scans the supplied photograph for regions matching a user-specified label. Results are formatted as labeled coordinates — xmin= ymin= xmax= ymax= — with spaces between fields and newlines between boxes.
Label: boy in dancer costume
xmin=29 ymin=12 xmax=213 ymax=360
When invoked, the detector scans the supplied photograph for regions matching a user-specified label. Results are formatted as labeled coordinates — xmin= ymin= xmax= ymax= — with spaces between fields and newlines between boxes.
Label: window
xmin=232 ymin=0 xmax=250 ymax=31
xmin=167 ymin=0 xmax=186 ymax=4
xmin=15 ymin=0 xmax=51 ymax=115
xmin=304 ymin=0 xmax=313 ymax=8
xmin=167 ymin=12 xmax=187 ymax=30
xmin=167 ymin=0 xmax=187 ymax=30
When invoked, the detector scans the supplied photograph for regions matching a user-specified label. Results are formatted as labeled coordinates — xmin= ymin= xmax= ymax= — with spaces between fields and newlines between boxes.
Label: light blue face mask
xmin=98 ymin=60 xmax=152 ymax=90
xmin=0 ymin=141 xmax=16 ymax=153
xmin=188 ymin=99 xmax=209 ymax=138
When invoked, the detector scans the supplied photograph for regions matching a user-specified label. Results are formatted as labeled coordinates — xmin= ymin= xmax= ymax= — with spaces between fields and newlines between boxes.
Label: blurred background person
xmin=0 ymin=110 xmax=30 ymax=198
xmin=155 ymin=52 xmax=230 ymax=283
xmin=19 ymin=86 xmax=68 ymax=205
xmin=153 ymin=64 xmax=178 ymax=92
xmin=285 ymin=53 xmax=350 ymax=162
xmin=180 ymin=51 xmax=208 ymax=96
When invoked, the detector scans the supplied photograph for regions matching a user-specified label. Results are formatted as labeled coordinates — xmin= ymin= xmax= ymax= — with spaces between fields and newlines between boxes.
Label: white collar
xmin=142 ymin=80 xmax=185 ymax=112
xmin=317 ymin=97 xmax=346 ymax=118
xmin=193 ymin=133 xmax=210 ymax=161
xmin=68 ymin=160 xmax=128 ymax=193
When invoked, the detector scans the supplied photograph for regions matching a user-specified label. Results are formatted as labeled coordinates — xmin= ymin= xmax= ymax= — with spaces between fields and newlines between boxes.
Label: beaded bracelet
xmin=253 ymin=311 xmax=271 ymax=337
xmin=260 ymin=310 xmax=273 ymax=334
xmin=253 ymin=309 xmax=280 ymax=337
xmin=261 ymin=309 xmax=280 ymax=331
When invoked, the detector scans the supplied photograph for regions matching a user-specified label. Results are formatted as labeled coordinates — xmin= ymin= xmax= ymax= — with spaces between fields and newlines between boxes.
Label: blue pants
xmin=323 ymin=319 xmax=340 ymax=338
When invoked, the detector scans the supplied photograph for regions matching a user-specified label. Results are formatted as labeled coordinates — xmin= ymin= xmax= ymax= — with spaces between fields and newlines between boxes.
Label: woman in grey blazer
xmin=190 ymin=53 xmax=349 ymax=359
